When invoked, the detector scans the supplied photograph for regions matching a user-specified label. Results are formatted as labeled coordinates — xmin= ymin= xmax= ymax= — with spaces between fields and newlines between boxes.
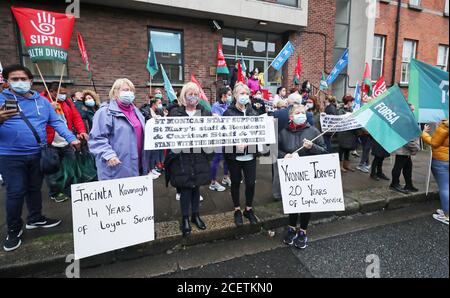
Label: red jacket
xmin=41 ymin=91 xmax=86 ymax=144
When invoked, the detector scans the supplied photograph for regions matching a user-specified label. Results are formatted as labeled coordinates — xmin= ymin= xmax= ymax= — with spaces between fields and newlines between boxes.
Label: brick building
xmin=373 ymin=0 xmax=449 ymax=94
xmin=0 ymin=0 xmax=335 ymax=106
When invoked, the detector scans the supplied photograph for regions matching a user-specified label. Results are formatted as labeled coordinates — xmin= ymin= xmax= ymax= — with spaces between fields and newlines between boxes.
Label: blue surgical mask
xmin=57 ymin=94 xmax=67 ymax=101
xmin=226 ymin=96 xmax=233 ymax=104
xmin=157 ymin=104 xmax=163 ymax=110
xmin=119 ymin=91 xmax=135 ymax=105
xmin=293 ymin=113 xmax=307 ymax=125
xmin=85 ymin=99 xmax=96 ymax=107
xmin=10 ymin=81 xmax=31 ymax=94
xmin=238 ymin=95 xmax=249 ymax=106
xmin=186 ymin=95 xmax=199 ymax=106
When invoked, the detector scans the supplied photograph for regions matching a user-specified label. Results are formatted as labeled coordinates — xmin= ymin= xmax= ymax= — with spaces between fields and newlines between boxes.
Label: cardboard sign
xmin=278 ymin=153 xmax=345 ymax=214
xmin=71 ymin=176 xmax=154 ymax=260
xmin=145 ymin=115 xmax=276 ymax=150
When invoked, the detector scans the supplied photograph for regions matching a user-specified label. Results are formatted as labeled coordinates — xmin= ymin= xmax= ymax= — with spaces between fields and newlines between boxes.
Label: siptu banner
xmin=11 ymin=6 xmax=75 ymax=63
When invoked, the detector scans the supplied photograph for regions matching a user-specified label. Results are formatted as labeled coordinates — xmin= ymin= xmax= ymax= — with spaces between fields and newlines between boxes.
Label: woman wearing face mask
xmin=279 ymin=105 xmax=327 ymax=249
xmin=305 ymin=95 xmax=321 ymax=130
xmin=337 ymin=95 xmax=359 ymax=173
xmin=209 ymin=87 xmax=232 ymax=192
xmin=165 ymin=82 xmax=212 ymax=237
xmin=223 ymin=83 xmax=260 ymax=227
xmin=88 ymin=78 xmax=148 ymax=180
xmin=247 ymin=70 xmax=261 ymax=94
xmin=251 ymin=90 xmax=266 ymax=116
xmin=76 ymin=90 xmax=100 ymax=133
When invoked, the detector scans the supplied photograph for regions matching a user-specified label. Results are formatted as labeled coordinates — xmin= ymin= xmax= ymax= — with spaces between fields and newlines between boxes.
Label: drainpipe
xmin=391 ymin=0 xmax=402 ymax=86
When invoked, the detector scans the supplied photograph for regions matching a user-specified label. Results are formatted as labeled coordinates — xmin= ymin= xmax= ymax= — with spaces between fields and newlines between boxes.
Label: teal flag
xmin=146 ymin=41 xmax=158 ymax=77
xmin=240 ymin=53 xmax=247 ymax=74
xmin=353 ymin=85 xmax=421 ymax=153
xmin=409 ymin=59 xmax=449 ymax=123
xmin=160 ymin=64 xmax=177 ymax=102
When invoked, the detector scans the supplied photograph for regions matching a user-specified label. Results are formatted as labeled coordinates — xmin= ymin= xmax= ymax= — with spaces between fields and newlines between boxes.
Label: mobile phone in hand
xmin=4 ymin=99 xmax=19 ymax=111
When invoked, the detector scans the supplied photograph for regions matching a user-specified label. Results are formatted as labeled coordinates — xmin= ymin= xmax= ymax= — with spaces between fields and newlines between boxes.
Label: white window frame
xmin=445 ymin=0 xmax=449 ymax=15
xmin=437 ymin=45 xmax=449 ymax=71
xmin=401 ymin=40 xmax=417 ymax=84
xmin=372 ymin=35 xmax=385 ymax=81
xmin=409 ymin=0 xmax=421 ymax=7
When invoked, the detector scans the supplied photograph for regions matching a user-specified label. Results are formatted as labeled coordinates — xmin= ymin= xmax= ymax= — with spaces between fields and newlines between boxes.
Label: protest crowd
xmin=0 ymin=6 xmax=448 ymax=256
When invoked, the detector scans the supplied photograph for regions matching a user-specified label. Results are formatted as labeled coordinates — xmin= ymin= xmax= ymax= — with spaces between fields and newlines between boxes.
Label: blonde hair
xmin=233 ymin=83 xmax=250 ymax=100
xmin=276 ymin=99 xmax=287 ymax=109
xmin=289 ymin=104 xmax=305 ymax=116
xmin=178 ymin=82 xmax=199 ymax=106
xmin=109 ymin=78 xmax=135 ymax=100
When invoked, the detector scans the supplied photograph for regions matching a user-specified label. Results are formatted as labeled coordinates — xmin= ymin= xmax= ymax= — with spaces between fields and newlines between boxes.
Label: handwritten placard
xmin=277 ymin=153 xmax=345 ymax=214
xmin=71 ymin=176 xmax=154 ymax=260
xmin=320 ymin=113 xmax=362 ymax=132
xmin=144 ymin=116 xmax=276 ymax=150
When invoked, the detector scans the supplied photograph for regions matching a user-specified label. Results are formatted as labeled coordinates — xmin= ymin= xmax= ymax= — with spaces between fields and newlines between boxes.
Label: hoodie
xmin=0 ymin=89 xmax=77 ymax=155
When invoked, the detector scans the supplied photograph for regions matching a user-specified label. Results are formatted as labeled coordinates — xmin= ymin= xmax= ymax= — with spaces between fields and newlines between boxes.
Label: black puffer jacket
xmin=223 ymin=104 xmax=259 ymax=161
xmin=278 ymin=123 xmax=328 ymax=158
xmin=164 ymin=105 xmax=212 ymax=188
xmin=337 ymin=107 xmax=359 ymax=150
xmin=139 ymin=104 xmax=164 ymax=122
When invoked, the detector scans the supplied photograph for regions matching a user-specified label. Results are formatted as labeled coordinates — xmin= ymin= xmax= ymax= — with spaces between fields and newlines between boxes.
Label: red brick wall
xmin=375 ymin=0 xmax=449 ymax=92
xmin=283 ymin=0 xmax=336 ymax=93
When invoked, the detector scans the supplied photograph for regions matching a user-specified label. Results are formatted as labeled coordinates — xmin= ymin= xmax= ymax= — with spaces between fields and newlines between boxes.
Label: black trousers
xmin=180 ymin=186 xmax=200 ymax=218
xmin=371 ymin=156 xmax=386 ymax=176
xmin=339 ymin=148 xmax=351 ymax=161
xmin=289 ymin=213 xmax=311 ymax=230
xmin=391 ymin=155 xmax=413 ymax=187
xmin=227 ymin=158 xmax=257 ymax=208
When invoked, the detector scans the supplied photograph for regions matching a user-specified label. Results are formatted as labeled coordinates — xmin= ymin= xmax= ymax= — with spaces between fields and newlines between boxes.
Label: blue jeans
xmin=323 ymin=135 xmax=333 ymax=153
xmin=431 ymin=159 xmax=449 ymax=215
xmin=0 ymin=154 xmax=43 ymax=233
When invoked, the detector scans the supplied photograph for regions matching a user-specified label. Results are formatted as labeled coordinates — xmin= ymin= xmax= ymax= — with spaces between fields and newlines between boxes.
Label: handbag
xmin=19 ymin=111 xmax=61 ymax=175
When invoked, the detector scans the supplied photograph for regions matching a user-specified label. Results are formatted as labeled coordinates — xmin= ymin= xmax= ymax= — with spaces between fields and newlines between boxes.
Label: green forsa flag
xmin=409 ymin=59 xmax=449 ymax=123
xmin=353 ymin=85 xmax=421 ymax=153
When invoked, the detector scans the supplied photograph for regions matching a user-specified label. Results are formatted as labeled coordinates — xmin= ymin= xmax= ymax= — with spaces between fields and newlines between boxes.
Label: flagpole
xmin=56 ymin=63 xmax=66 ymax=102
xmin=425 ymin=149 xmax=432 ymax=196
xmin=90 ymin=75 xmax=98 ymax=93
xmin=292 ymin=112 xmax=354 ymax=154
xmin=34 ymin=63 xmax=53 ymax=101
xmin=149 ymin=75 xmax=152 ymax=98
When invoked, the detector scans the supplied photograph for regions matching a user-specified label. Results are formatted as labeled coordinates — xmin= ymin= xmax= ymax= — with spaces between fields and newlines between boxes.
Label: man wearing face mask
xmin=0 ymin=65 xmax=80 ymax=252
xmin=41 ymin=83 xmax=88 ymax=203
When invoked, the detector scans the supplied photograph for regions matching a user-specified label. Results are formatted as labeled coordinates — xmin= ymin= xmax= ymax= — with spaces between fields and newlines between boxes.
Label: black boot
xmin=191 ymin=213 xmax=207 ymax=230
xmin=181 ymin=216 xmax=192 ymax=237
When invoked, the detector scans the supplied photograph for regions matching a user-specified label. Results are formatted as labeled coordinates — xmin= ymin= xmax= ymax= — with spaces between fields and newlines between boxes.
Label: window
xmin=149 ymin=28 xmax=183 ymax=84
xmin=437 ymin=45 xmax=449 ymax=71
xmin=401 ymin=39 xmax=417 ymax=84
xmin=17 ymin=31 xmax=68 ymax=81
xmin=372 ymin=35 xmax=385 ymax=80
xmin=445 ymin=0 xmax=449 ymax=15
xmin=258 ymin=0 xmax=299 ymax=8
xmin=409 ymin=0 xmax=421 ymax=7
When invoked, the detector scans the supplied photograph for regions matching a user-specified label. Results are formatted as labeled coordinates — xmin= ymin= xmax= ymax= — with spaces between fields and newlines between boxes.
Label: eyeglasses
xmin=9 ymin=77 xmax=30 ymax=82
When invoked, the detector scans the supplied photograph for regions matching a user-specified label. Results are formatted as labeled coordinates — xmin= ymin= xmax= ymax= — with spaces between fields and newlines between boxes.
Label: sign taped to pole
xmin=320 ymin=113 xmax=362 ymax=132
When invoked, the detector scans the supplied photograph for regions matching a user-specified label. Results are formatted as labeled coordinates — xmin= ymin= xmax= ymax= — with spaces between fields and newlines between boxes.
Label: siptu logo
xmin=365 ymin=254 xmax=380 ymax=278
xmin=31 ymin=11 xmax=56 ymax=35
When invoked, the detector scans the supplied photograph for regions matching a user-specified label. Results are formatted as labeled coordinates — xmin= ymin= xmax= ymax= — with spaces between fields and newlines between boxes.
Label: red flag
xmin=361 ymin=63 xmax=373 ymax=97
xmin=77 ymin=32 xmax=92 ymax=78
xmin=372 ymin=75 xmax=387 ymax=98
xmin=216 ymin=42 xmax=229 ymax=75
xmin=191 ymin=75 xmax=209 ymax=102
xmin=11 ymin=6 xmax=75 ymax=63
xmin=237 ymin=60 xmax=245 ymax=83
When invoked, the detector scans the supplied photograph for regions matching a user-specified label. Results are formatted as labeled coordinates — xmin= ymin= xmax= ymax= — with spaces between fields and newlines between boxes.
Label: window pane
xmin=332 ymin=75 xmax=347 ymax=101
xmin=150 ymin=29 xmax=183 ymax=83
xmin=335 ymin=0 xmax=350 ymax=24
xmin=409 ymin=0 xmax=420 ymax=6
xmin=373 ymin=36 xmax=384 ymax=59
xmin=276 ymin=0 xmax=298 ymax=7
xmin=236 ymin=31 xmax=267 ymax=58
xmin=222 ymin=28 xmax=236 ymax=56
xmin=438 ymin=46 xmax=448 ymax=65
xmin=401 ymin=62 xmax=409 ymax=83
xmin=268 ymin=34 xmax=284 ymax=58
xmin=334 ymin=24 xmax=349 ymax=48
xmin=152 ymin=64 xmax=183 ymax=84
xmin=402 ymin=40 xmax=416 ymax=62
xmin=371 ymin=60 xmax=382 ymax=80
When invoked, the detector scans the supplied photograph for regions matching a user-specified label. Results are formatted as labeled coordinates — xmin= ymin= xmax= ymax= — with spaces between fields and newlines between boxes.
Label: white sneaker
xmin=436 ymin=209 xmax=445 ymax=216
xmin=151 ymin=169 xmax=161 ymax=176
xmin=221 ymin=177 xmax=232 ymax=187
xmin=209 ymin=182 xmax=226 ymax=192
xmin=200 ymin=195 xmax=204 ymax=202
xmin=432 ymin=213 xmax=449 ymax=225
xmin=356 ymin=165 xmax=369 ymax=173
xmin=176 ymin=193 xmax=181 ymax=201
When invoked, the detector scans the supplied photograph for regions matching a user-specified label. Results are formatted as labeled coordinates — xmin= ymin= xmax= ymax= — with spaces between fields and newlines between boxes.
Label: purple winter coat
xmin=88 ymin=99 xmax=149 ymax=181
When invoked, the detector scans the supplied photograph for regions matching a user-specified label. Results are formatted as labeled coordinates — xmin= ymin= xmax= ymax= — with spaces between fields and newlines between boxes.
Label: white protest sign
xmin=144 ymin=115 xmax=276 ymax=150
xmin=320 ymin=113 xmax=362 ymax=132
xmin=71 ymin=176 xmax=154 ymax=260
xmin=278 ymin=153 xmax=345 ymax=214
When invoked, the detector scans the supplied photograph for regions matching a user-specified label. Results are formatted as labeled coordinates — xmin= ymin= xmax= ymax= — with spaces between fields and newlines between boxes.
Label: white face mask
xmin=57 ymin=94 xmax=67 ymax=101
xmin=85 ymin=99 xmax=96 ymax=107
xmin=118 ymin=91 xmax=135 ymax=105
xmin=238 ymin=95 xmax=249 ymax=106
